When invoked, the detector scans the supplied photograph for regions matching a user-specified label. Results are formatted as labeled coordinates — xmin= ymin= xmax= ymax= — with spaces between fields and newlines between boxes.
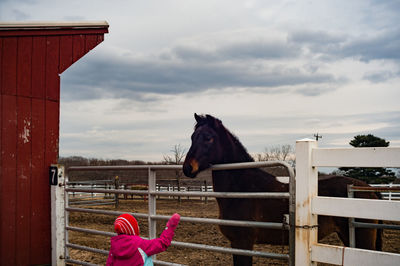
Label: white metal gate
xmin=51 ymin=162 xmax=295 ymax=266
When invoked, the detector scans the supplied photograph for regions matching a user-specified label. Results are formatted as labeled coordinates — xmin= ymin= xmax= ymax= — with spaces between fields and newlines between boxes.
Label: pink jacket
xmin=106 ymin=214 xmax=180 ymax=266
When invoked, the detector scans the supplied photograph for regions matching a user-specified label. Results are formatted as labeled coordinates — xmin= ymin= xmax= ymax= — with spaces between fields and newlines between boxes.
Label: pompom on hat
xmin=114 ymin=213 xmax=140 ymax=236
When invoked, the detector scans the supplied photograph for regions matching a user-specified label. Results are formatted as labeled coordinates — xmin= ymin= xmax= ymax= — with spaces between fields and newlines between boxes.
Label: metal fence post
xmin=51 ymin=164 xmax=66 ymax=266
xmin=347 ymin=185 xmax=356 ymax=248
xmin=114 ymin=176 xmax=119 ymax=208
xmin=288 ymin=165 xmax=296 ymax=266
xmin=295 ymin=139 xmax=318 ymax=265
xmin=64 ymin=172 xmax=70 ymax=261
xmin=148 ymin=168 xmax=157 ymax=254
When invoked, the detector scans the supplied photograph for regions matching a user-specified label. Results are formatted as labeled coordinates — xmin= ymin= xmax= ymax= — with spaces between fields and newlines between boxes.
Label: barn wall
xmin=0 ymin=23 xmax=108 ymax=265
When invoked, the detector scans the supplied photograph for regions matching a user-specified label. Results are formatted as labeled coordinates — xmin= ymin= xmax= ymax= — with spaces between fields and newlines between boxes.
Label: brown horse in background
xmin=183 ymin=113 xmax=381 ymax=266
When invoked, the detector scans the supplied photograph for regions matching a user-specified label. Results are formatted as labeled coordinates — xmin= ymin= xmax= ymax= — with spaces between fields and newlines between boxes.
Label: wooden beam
xmin=312 ymin=147 xmax=400 ymax=167
xmin=312 ymin=243 xmax=400 ymax=265
xmin=312 ymin=196 xmax=400 ymax=221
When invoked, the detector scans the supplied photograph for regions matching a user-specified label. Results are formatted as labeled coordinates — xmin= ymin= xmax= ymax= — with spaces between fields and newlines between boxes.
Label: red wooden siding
xmin=0 ymin=22 xmax=108 ymax=265
xmin=2 ymin=37 xmax=17 ymax=95
xmin=31 ymin=98 xmax=48 ymax=264
xmin=1 ymin=95 xmax=17 ymax=265
xmin=32 ymin=37 xmax=46 ymax=98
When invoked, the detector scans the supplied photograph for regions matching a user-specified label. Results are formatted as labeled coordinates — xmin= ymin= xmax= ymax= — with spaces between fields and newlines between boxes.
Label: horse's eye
xmin=204 ymin=136 xmax=214 ymax=143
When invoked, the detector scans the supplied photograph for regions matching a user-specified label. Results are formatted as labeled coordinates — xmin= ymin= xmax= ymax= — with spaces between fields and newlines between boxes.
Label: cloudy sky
xmin=1 ymin=0 xmax=399 ymax=162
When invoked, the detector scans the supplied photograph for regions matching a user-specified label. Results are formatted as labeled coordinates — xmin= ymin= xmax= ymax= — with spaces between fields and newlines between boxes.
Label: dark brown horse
xmin=183 ymin=114 xmax=381 ymax=266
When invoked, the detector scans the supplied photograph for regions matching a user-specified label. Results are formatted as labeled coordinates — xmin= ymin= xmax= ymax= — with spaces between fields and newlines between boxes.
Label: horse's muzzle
xmin=183 ymin=158 xmax=199 ymax=178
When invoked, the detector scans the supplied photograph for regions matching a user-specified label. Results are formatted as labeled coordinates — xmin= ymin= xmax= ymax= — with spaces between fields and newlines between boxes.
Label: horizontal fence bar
xmin=68 ymin=165 xmax=182 ymax=171
xmin=67 ymin=180 xmax=114 ymax=184
xmin=153 ymin=214 xmax=287 ymax=230
xmin=66 ymin=242 xmax=108 ymax=255
xmin=311 ymin=243 xmax=400 ymax=265
xmin=312 ymin=196 xmax=400 ymax=222
xmin=70 ymin=202 xmax=116 ymax=207
xmin=349 ymin=186 xmax=400 ymax=192
xmin=66 ymin=188 xmax=148 ymax=195
xmin=67 ymin=226 xmax=116 ymax=237
xmin=312 ymin=147 xmax=400 ymax=167
xmin=152 ymin=259 xmax=185 ymax=266
xmin=170 ymin=240 xmax=289 ymax=260
xmin=211 ymin=161 xmax=295 ymax=173
xmin=69 ymin=194 xmax=115 ymax=198
xmin=66 ymin=207 xmax=148 ymax=219
xmin=352 ymin=221 xmax=400 ymax=230
xmin=69 ymin=200 xmax=115 ymax=206
xmin=64 ymin=258 xmax=99 ymax=266
xmin=66 ymin=234 xmax=288 ymax=261
xmin=371 ymin=184 xmax=400 ymax=187
xmin=66 ymin=207 xmax=286 ymax=229
xmin=66 ymin=187 xmax=290 ymax=199
xmin=67 ymin=161 xmax=295 ymax=176
xmin=152 ymin=191 xmax=289 ymax=199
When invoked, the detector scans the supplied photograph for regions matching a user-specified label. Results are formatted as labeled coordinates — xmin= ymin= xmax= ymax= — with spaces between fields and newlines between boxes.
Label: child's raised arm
xmin=139 ymin=213 xmax=181 ymax=257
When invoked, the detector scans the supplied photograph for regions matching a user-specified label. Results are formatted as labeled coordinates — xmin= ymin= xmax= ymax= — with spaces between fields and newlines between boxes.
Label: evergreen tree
xmin=339 ymin=134 xmax=395 ymax=184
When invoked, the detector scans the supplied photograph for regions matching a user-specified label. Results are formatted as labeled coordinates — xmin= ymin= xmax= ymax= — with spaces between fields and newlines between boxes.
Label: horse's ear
xmin=194 ymin=113 xmax=202 ymax=123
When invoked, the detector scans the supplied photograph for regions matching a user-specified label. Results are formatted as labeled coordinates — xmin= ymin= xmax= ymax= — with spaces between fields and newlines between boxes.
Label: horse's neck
xmin=212 ymin=169 xmax=288 ymax=193
xmin=212 ymin=170 xmax=240 ymax=192
xmin=220 ymin=132 xmax=253 ymax=164
xmin=211 ymin=131 xmax=252 ymax=191
xmin=213 ymin=135 xmax=288 ymax=192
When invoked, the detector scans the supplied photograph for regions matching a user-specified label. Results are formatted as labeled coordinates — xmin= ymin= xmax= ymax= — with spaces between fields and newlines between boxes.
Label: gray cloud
xmin=340 ymin=29 xmax=400 ymax=62
xmin=288 ymin=29 xmax=345 ymax=46
xmin=363 ymin=71 xmax=399 ymax=83
xmin=61 ymin=23 xmax=400 ymax=105
xmin=289 ymin=27 xmax=400 ymax=62
xmin=62 ymin=41 xmax=338 ymax=101
xmin=217 ymin=39 xmax=300 ymax=60
xmin=171 ymin=39 xmax=299 ymax=62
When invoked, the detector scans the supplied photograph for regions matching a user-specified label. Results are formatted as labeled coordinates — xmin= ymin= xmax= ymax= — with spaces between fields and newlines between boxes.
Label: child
xmin=106 ymin=213 xmax=180 ymax=266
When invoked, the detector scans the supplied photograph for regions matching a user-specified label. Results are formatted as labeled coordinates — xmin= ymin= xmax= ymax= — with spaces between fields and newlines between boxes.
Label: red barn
xmin=0 ymin=21 xmax=109 ymax=265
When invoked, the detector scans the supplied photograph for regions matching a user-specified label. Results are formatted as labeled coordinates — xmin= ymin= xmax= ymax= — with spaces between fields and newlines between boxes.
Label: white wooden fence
xmin=295 ymin=139 xmax=400 ymax=265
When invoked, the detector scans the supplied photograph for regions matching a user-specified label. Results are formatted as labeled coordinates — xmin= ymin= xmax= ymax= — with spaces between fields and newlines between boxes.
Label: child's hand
xmin=166 ymin=213 xmax=180 ymax=230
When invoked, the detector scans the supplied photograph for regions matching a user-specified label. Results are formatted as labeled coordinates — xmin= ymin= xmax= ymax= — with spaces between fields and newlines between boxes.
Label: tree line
xmin=61 ymin=134 xmax=398 ymax=184
xmin=254 ymin=134 xmax=398 ymax=184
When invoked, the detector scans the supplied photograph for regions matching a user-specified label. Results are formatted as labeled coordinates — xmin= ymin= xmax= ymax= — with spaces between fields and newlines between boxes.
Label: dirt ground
xmin=68 ymin=198 xmax=400 ymax=266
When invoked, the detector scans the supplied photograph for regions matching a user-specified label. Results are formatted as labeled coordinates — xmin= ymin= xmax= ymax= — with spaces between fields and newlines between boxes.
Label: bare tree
xmin=255 ymin=144 xmax=295 ymax=167
xmin=163 ymin=144 xmax=186 ymax=203
xmin=163 ymin=144 xmax=186 ymax=165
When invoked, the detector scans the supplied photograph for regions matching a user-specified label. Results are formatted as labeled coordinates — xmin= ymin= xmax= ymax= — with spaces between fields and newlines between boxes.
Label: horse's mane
xmin=195 ymin=114 xmax=254 ymax=163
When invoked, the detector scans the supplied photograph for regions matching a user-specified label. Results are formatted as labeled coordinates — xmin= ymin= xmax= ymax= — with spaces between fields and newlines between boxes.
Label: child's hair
xmin=114 ymin=213 xmax=140 ymax=236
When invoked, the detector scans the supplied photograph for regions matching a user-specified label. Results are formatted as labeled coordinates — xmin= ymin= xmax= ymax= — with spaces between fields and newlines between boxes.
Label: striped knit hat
xmin=114 ymin=213 xmax=140 ymax=236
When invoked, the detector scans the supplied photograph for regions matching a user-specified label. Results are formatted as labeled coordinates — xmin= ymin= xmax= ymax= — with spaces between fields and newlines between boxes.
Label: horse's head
xmin=183 ymin=113 xmax=224 ymax=178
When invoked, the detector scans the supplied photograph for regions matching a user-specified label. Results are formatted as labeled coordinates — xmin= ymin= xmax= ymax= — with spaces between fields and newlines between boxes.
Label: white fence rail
xmin=370 ymin=184 xmax=400 ymax=200
xmin=295 ymin=139 xmax=400 ymax=266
